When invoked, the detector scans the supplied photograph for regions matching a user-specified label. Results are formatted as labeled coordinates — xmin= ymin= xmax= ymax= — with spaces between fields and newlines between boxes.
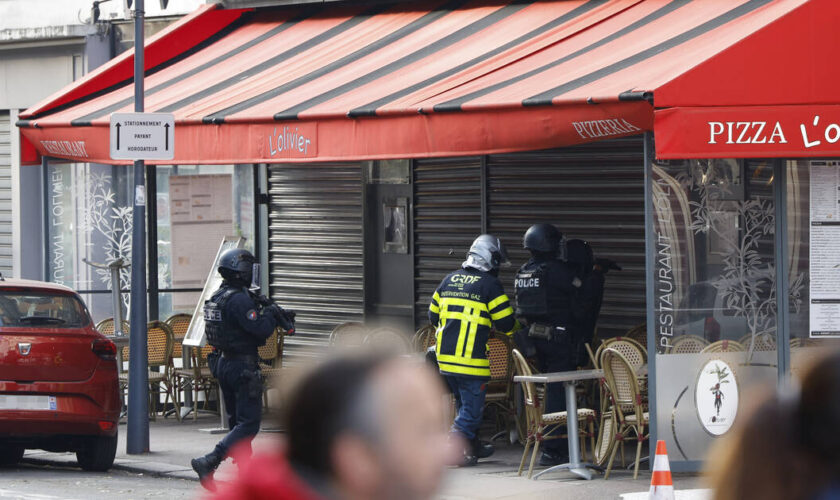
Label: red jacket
xmin=209 ymin=450 xmax=325 ymax=500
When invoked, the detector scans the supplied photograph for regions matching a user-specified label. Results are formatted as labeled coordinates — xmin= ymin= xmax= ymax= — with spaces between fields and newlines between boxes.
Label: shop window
xmin=382 ymin=198 xmax=408 ymax=254
xmin=46 ymin=163 xmax=255 ymax=323
xmin=650 ymin=158 xmax=779 ymax=462
xmin=365 ymin=159 xmax=410 ymax=184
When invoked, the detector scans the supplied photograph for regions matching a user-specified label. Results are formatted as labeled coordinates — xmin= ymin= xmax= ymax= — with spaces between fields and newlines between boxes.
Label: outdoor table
xmin=513 ymin=368 xmax=604 ymax=480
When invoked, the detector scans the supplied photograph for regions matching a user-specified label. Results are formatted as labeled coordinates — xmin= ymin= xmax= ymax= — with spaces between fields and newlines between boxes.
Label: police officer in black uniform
xmin=514 ymin=224 xmax=580 ymax=466
xmin=191 ymin=248 xmax=295 ymax=490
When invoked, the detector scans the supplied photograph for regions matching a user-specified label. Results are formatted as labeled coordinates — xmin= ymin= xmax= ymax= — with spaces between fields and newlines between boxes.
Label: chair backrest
xmin=257 ymin=329 xmax=280 ymax=365
xmin=601 ymin=348 xmax=643 ymax=421
xmin=603 ymin=336 xmax=647 ymax=358
xmin=738 ymin=332 xmax=776 ymax=351
xmin=624 ymin=323 xmax=647 ymax=345
xmin=511 ymin=348 xmax=538 ymax=409
xmin=701 ymin=339 xmax=745 ymax=353
xmin=669 ymin=335 xmax=709 ymax=354
xmin=412 ymin=324 xmax=437 ymax=352
xmin=329 ymin=321 xmax=367 ymax=347
xmin=123 ymin=321 xmax=173 ymax=367
xmin=96 ymin=318 xmax=130 ymax=337
xmin=601 ymin=339 xmax=645 ymax=371
xmin=165 ymin=313 xmax=192 ymax=360
xmin=487 ymin=333 xmax=513 ymax=383
xmin=363 ymin=327 xmax=411 ymax=354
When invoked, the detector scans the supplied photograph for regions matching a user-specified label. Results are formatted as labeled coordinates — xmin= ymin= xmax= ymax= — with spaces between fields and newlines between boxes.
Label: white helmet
xmin=463 ymin=234 xmax=508 ymax=273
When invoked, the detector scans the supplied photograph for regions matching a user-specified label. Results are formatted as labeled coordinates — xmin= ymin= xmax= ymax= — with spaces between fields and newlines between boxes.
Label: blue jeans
xmin=445 ymin=374 xmax=487 ymax=441
xmin=212 ymin=357 xmax=263 ymax=458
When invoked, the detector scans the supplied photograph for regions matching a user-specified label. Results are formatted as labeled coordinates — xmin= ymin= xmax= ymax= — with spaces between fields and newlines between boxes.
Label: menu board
xmin=809 ymin=161 xmax=840 ymax=337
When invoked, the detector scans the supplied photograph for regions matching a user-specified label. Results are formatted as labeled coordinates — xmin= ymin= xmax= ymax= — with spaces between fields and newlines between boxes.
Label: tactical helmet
xmin=218 ymin=248 xmax=255 ymax=286
xmin=463 ymin=234 xmax=508 ymax=273
xmin=523 ymin=224 xmax=563 ymax=254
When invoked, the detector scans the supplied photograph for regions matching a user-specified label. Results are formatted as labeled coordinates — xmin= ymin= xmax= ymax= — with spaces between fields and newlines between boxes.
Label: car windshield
xmin=0 ymin=291 xmax=89 ymax=328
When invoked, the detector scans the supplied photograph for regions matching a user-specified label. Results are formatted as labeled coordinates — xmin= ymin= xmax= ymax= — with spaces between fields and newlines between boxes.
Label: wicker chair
xmin=412 ymin=324 xmax=437 ymax=352
xmin=329 ymin=321 xmax=367 ymax=348
xmin=602 ymin=347 xmax=649 ymax=480
xmin=511 ymin=349 xmax=596 ymax=479
xmin=624 ymin=323 xmax=647 ymax=346
xmin=483 ymin=333 xmax=516 ymax=438
xmin=669 ymin=335 xmax=709 ymax=354
xmin=165 ymin=313 xmax=192 ymax=365
xmin=119 ymin=321 xmax=181 ymax=422
xmin=174 ymin=343 xmax=218 ymax=421
xmin=258 ymin=328 xmax=285 ymax=409
xmin=701 ymin=339 xmax=745 ymax=353
xmin=738 ymin=332 xmax=776 ymax=351
xmin=95 ymin=318 xmax=130 ymax=337
xmin=363 ymin=327 xmax=412 ymax=354
xmin=602 ymin=337 xmax=647 ymax=360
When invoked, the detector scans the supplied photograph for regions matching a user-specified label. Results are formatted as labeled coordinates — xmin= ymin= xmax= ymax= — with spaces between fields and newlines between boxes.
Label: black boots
xmin=472 ymin=437 xmax=495 ymax=459
xmin=191 ymin=450 xmax=224 ymax=491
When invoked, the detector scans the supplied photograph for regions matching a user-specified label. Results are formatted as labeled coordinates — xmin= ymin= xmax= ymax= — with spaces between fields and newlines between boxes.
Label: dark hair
xmin=708 ymin=350 xmax=840 ymax=500
xmin=285 ymin=353 xmax=391 ymax=476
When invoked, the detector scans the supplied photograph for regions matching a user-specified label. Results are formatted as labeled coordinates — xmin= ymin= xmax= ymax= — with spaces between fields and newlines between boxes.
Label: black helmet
xmin=218 ymin=248 xmax=255 ymax=286
xmin=523 ymin=224 xmax=562 ymax=254
xmin=463 ymin=234 xmax=508 ymax=273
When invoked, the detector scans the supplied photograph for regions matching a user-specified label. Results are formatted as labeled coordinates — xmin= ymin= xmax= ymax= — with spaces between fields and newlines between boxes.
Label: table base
xmin=533 ymin=462 xmax=599 ymax=480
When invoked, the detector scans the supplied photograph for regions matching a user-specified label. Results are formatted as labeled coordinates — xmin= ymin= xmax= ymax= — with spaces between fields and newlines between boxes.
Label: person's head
xmin=463 ymin=234 xmax=508 ymax=276
xmin=707 ymin=350 xmax=840 ymax=500
xmin=523 ymin=223 xmax=563 ymax=260
xmin=285 ymin=354 xmax=455 ymax=500
xmin=217 ymin=248 xmax=255 ymax=287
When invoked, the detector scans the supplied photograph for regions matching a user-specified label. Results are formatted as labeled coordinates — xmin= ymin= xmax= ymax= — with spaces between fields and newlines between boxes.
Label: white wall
xmin=0 ymin=0 xmax=204 ymax=33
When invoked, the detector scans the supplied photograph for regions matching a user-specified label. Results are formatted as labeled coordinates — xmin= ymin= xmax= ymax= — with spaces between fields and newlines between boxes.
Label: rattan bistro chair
xmin=119 ymin=321 xmax=181 ymax=422
xmin=95 ymin=318 xmax=130 ymax=337
xmin=329 ymin=322 xmax=367 ymax=348
xmin=738 ymin=332 xmax=776 ymax=351
xmin=701 ymin=339 xmax=745 ymax=353
xmin=412 ymin=324 xmax=437 ymax=352
xmin=602 ymin=348 xmax=649 ymax=480
xmin=511 ymin=349 xmax=596 ymax=479
xmin=165 ymin=313 xmax=192 ymax=365
xmin=174 ymin=343 xmax=218 ymax=421
xmin=483 ymin=333 xmax=516 ymax=438
xmin=258 ymin=328 xmax=285 ymax=409
xmin=669 ymin=335 xmax=709 ymax=354
xmin=363 ymin=327 xmax=412 ymax=354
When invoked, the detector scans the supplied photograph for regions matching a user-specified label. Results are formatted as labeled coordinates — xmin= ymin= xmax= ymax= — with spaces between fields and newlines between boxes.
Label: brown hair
xmin=707 ymin=351 xmax=840 ymax=500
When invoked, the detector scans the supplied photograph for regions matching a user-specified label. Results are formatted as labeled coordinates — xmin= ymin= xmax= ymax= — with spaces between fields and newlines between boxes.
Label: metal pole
xmin=774 ymin=160 xmax=791 ymax=385
xmin=127 ymin=0 xmax=149 ymax=455
xmin=642 ymin=132 xmax=658 ymax=461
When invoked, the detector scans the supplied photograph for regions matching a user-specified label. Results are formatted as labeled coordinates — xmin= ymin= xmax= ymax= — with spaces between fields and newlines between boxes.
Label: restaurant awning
xmin=16 ymin=0 xmax=820 ymax=165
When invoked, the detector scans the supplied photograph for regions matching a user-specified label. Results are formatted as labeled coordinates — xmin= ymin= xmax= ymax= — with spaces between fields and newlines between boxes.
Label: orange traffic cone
xmin=649 ymin=440 xmax=675 ymax=500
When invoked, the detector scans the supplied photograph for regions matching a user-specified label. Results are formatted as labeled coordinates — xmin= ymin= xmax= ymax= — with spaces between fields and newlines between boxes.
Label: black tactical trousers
xmin=212 ymin=356 xmax=263 ymax=458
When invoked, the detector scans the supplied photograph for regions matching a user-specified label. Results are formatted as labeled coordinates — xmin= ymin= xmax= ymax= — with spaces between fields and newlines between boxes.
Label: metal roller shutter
xmin=413 ymin=157 xmax=482 ymax=329
xmin=0 ymin=112 xmax=12 ymax=277
xmin=487 ymin=137 xmax=646 ymax=340
xmin=267 ymin=163 xmax=364 ymax=360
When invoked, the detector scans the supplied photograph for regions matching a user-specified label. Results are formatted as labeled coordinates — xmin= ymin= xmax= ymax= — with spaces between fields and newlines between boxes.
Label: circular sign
xmin=695 ymin=359 xmax=739 ymax=436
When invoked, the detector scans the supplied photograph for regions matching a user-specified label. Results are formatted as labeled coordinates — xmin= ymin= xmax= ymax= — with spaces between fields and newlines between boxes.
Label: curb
xmin=22 ymin=453 xmax=199 ymax=482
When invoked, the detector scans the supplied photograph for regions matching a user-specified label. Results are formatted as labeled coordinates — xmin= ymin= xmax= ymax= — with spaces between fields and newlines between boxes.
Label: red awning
xmin=17 ymin=0 xmax=817 ymax=164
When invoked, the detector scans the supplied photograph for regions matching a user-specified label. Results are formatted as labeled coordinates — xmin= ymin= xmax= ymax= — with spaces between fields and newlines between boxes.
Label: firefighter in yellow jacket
xmin=429 ymin=234 xmax=519 ymax=466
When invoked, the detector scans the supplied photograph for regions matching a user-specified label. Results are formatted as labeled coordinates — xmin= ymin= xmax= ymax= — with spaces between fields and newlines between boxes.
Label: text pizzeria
xmin=572 ymin=118 xmax=641 ymax=140
xmin=40 ymin=140 xmax=89 ymax=158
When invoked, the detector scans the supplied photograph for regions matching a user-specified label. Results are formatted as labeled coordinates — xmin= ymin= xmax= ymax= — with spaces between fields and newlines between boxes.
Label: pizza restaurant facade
xmin=16 ymin=0 xmax=840 ymax=470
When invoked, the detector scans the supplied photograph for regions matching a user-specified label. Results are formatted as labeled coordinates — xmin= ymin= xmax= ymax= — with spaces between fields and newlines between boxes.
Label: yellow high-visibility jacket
xmin=429 ymin=267 xmax=518 ymax=378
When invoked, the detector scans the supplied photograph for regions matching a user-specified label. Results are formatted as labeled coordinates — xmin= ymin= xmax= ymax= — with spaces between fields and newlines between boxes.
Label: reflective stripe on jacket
xmin=429 ymin=268 xmax=518 ymax=378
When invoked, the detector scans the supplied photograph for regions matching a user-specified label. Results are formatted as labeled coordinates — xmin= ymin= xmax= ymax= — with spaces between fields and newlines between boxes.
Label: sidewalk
xmin=24 ymin=414 xmax=709 ymax=499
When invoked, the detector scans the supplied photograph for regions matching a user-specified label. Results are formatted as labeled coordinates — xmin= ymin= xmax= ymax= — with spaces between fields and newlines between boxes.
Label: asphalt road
xmin=0 ymin=461 xmax=200 ymax=500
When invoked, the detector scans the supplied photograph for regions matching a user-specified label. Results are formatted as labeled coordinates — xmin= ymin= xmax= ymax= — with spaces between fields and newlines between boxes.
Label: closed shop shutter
xmin=0 ymin=112 xmax=12 ymax=277
xmin=267 ymin=163 xmax=364 ymax=361
xmin=487 ymin=137 xmax=646 ymax=340
xmin=413 ymin=157 xmax=482 ymax=329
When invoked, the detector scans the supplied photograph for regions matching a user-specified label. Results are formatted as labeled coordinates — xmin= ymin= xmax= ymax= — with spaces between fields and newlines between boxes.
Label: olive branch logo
xmin=708 ymin=363 xmax=731 ymax=418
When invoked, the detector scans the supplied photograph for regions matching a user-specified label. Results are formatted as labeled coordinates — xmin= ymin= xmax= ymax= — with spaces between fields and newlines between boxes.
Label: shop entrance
xmin=364 ymin=160 xmax=414 ymax=333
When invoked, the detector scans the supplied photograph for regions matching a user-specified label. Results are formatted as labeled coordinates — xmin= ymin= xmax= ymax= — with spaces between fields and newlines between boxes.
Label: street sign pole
xmin=127 ymin=0 xmax=149 ymax=455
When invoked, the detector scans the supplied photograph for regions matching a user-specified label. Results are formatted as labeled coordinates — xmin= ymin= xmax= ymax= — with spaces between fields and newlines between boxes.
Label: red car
xmin=0 ymin=279 xmax=120 ymax=471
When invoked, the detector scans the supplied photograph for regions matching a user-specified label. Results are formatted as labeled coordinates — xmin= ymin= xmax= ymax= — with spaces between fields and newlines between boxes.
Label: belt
xmin=221 ymin=352 xmax=260 ymax=365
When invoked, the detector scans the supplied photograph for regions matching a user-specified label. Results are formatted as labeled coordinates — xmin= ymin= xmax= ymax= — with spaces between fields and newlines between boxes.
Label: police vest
xmin=204 ymin=286 xmax=257 ymax=353
xmin=515 ymin=262 xmax=550 ymax=319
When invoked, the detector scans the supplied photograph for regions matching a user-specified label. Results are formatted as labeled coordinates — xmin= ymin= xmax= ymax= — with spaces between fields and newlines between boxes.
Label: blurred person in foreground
xmin=707 ymin=350 xmax=840 ymax=500
xmin=209 ymin=353 xmax=459 ymax=500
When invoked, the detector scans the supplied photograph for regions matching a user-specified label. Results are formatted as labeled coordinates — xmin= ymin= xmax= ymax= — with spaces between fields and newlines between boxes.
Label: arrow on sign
xmin=164 ymin=123 xmax=170 ymax=151
xmin=116 ymin=123 xmax=121 ymax=150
